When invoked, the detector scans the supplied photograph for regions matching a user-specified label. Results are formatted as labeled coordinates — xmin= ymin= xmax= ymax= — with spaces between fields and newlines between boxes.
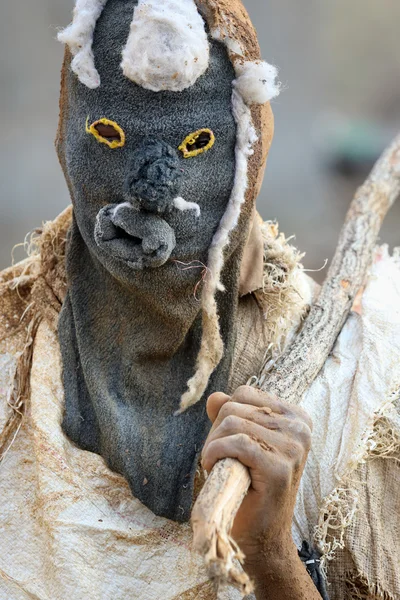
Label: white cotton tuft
xmin=177 ymin=294 xmax=224 ymax=415
xmin=206 ymin=89 xmax=258 ymax=293
xmin=173 ymin=197 xmax=201 ymax=218
xmin=58 ymin=0 xmax=108 ymax=89
xmin=121 ymin=0 xmax=210 ymax=92
xmin=210 ymin=26 xmax=244 ymax=57
xmin=233 ymin=60 xmax=281 ymax=105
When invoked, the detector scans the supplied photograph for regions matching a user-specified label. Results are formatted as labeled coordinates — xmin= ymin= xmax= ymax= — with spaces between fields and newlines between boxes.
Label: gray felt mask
xmin=56 ymin=0 xmax=278 ymax=520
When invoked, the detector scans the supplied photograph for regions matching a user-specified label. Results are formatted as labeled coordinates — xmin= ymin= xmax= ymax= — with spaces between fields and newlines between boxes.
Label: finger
xmin=203 ymin=406 xmax=312 ymax=458
xmin=202 ymin=432 xmax=272 ymax=475
xmin=232 ymin=386 xmax=313 ymax=431
xmin=212 ymin=398 xmax=288 ymax=435
xmin=206 ymin=392 xmax=231 ymax=423
xmin=291 ymin=405 xmax=313 ymax=432
xmin=232 ymin=386 xmax=291 ymax=415
xmin=203 ymin=415 xmax=276 ymax=461
xmin=203 ymin=406 xmax=283 ymax=453
xmin=202 ymin=414 xmax=307 ymax=468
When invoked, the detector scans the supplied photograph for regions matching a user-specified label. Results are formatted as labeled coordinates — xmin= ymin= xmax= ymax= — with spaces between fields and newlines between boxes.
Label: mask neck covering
xmin=57 ymin=0 xmax=279 ymax=521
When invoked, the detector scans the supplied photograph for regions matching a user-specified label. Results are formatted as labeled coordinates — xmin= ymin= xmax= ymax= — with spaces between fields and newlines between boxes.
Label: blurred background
xmin=1 ymin=0 xmax=399 ymax=277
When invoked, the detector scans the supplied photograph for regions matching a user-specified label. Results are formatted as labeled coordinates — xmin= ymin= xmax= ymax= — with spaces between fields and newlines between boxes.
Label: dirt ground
xmin=1 ymin=0 xmax=399 ymax=276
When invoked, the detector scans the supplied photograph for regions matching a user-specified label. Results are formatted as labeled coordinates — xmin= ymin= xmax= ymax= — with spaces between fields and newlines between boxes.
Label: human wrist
xmin=245 ymin=546 xmax=322 ymax=600
xmin=243 ymin=535 xmax=299 ymax=581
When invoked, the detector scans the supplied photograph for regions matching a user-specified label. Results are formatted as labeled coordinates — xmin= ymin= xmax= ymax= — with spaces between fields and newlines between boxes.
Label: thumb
xmin=206 ymin=392 xmax=231 ymax=423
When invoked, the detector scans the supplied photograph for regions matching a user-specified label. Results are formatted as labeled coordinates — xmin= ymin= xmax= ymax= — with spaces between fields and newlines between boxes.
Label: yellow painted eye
xmin=178 ymin=128 xmax=215 ymax=158
xmin=86 ymin=117 xmax=126 ymax=149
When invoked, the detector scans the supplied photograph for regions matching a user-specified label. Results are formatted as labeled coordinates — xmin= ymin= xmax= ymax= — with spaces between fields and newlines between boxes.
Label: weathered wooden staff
xmin=191 ymin=134 xmax=400 ymax=595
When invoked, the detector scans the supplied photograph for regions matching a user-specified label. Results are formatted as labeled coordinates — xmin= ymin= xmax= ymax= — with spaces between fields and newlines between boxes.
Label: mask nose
xmin=124 ymin=139 xmax=183 ymax=214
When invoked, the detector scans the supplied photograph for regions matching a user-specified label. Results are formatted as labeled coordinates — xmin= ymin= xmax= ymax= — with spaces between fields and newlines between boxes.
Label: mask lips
xmin=95 ymin=203 xmax=176 ymax=269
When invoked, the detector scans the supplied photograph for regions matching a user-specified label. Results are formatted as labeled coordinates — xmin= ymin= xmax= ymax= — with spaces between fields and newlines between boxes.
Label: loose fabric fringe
xmin=248 ymin=222 xmax=311 ymax=388
xmin=0 ymin=210 xmax=71 ymax=462
xmin=0 ymin=314 xmax=41 ymax=464
xmin=344 ymin=576 xmax=396 ymax=600
xmin=179 ymin=220 xmax=310 ymax=412
xmin=315 ymin=391 xmax=400 ymax=567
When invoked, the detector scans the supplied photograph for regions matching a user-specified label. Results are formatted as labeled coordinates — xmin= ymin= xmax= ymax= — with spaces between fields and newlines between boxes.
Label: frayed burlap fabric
xmin=1 ymin=211 xmax=400 ymax=599
xmin=0 ymin=210 xmax=308 ymax=600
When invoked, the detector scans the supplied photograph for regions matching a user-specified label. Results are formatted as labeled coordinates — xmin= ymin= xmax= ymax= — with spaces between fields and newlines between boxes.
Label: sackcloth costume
xmin=1 ymin=1 xmax=400 ymax=599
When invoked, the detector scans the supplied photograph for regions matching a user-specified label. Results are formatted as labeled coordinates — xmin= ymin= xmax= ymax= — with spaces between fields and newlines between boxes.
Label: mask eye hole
xmin=86 ymin=118 xmax=126 ymax=149
xmin=178 ymin=129 xmax=215 ymax=158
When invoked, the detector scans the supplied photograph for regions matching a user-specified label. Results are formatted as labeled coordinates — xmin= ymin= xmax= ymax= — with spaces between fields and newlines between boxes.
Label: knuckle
xmin=301 ymin=424 xmax=313 ymax=450
xmin=222 ymin=414 xmax=241 ymax=432
xmin=219 ymin=402 xmax=233 ymax=420
xmin=201 ymin=443 xmax=214 ymax=469
xmin=292 ymin=406 xmax=313 ymax=431
xmin=206 ymin=438 xmax=220 ymax=459
xmin=284 ymin=439 xmax=309 ymax=473
xmin=286 ymin=440 xmax=305 ymax=462
xmin=236 ymin=432 xmax=252 ymax=450
xmin=242 ymin=435 xmax=259 ymax=463
xmin=291 ymin=420 xmax=312 ymax=448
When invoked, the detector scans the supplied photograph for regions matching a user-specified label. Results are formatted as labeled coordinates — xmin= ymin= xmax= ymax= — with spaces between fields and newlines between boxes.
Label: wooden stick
xmin=191 ymin=134 xmax=400 ymax=595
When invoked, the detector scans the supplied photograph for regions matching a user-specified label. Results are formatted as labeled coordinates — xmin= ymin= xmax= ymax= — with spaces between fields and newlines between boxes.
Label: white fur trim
xmin=173 ymin=197 xmax=201 ymax=217
xmin=58 ymin=0 xmax=108 ymax=89
xmin=179 ymin=89 xmax=258 ymax=412
xmin=233 ymin=60 xmax=280 ymax=105
xmin=121 ymin=0 xmax=210 ymax=92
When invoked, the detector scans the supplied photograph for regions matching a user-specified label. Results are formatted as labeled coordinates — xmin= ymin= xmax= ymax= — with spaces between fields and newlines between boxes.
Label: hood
xmin=55 ymin=0 xmax=278 ymax=520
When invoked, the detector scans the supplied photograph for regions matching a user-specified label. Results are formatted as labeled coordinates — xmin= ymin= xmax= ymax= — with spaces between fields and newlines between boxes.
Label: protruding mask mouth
xmin=95 ymin=203 xmax=176 ymax=269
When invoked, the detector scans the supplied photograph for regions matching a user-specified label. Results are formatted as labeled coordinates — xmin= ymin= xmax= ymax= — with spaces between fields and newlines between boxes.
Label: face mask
xmin=57 ymin=0 xmax=278 ymax=520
